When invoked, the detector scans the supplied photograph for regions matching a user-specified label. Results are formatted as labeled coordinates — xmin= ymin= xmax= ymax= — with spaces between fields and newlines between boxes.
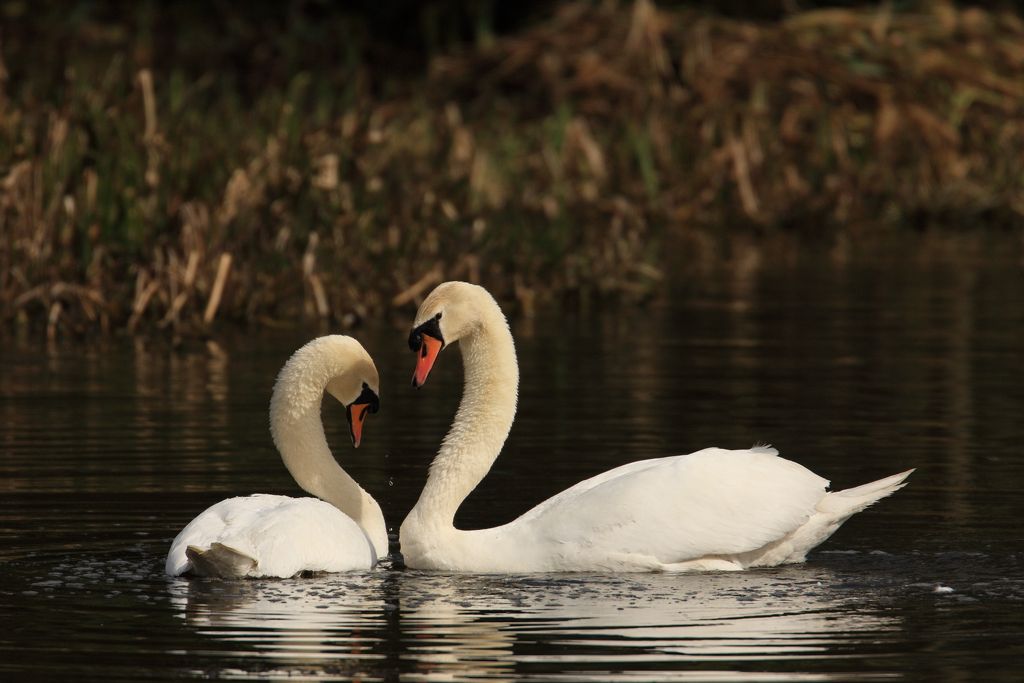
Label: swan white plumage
xmin=399 ymin=281 xmax=913 ymax=573
xmin=166 ymin=335 xmax=388 ymax=578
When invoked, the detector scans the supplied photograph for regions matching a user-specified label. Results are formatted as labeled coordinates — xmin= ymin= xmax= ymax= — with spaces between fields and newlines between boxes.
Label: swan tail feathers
xmin=818 ymin=468 xmax=915 ymax=518
xmin=185 ymin=543 xmax=258 ymax=578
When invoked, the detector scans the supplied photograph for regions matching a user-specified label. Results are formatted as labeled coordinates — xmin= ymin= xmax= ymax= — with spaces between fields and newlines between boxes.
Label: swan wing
xmin=166 ymin=494 xmax=376 ymax=577
xmin=511 ymin=447 xmax=829 ymax=566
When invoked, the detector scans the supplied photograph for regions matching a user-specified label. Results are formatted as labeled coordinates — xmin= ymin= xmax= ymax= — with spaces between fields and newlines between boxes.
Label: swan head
xmin=321 ymin=340 xmax=380 ymax=448
xmin=341 ymin=381 xmax=380 ymax=448
xmin=273 ymin=334 xmax=381 ymax=449
xmin=409 ymin=281 xmax=498 ymax=387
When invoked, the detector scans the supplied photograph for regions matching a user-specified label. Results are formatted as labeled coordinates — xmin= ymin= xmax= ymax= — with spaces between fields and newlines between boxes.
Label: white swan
xmin=399 ymin=281 xmax=914 ymax=572
xmin=166 ymin=335 xmax=388 ymax=578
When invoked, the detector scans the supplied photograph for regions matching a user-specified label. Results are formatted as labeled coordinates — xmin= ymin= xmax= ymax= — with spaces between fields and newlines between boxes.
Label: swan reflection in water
xmin=168 ymin=562 xmax=900 ymax=681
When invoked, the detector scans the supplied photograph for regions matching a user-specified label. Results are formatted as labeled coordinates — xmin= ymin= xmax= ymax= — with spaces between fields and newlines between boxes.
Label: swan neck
xmin=413 ymin=315 xmax=518 ymax=527
xmin=269 ymin=347 xmax=368 ymax=528
xmin=274 ymin=411 xmax=365 ymax=515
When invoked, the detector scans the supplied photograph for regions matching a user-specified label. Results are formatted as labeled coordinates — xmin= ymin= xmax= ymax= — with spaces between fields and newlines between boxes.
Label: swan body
xmin=166 ymin=335 xmax=387 ymax=578
xmin=399 ymin=281 xmax=913 ymax=573
xmin=166 ymin=495 xmax=378 ymax=577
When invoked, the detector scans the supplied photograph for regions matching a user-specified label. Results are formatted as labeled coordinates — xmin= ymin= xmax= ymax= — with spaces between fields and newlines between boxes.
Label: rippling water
xmin=2 ymin=257 xmax=1023 ymax=680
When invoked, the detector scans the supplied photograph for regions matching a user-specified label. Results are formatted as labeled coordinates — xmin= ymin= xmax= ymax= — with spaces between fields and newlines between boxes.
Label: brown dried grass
xmin=1 ymin=2 xmax=1022 ymax=338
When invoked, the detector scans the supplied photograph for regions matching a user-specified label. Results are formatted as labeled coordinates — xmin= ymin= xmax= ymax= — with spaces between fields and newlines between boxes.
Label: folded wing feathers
xmin=185 ymin=543 xmax=258 ymax=578
xmin=537 ymin=447 xmax=831 ymax=563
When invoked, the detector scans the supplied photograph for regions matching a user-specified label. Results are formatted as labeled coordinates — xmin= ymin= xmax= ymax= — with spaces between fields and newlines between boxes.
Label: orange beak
xmin=347 ymin=403 xmax=372 ymax=448
xmin=412 ymin=334 xmax=443 ymax=388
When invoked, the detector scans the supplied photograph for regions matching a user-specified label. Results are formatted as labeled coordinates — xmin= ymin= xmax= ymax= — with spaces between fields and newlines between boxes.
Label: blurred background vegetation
xmin=1 ymin=0 xmax=1022 ymax=339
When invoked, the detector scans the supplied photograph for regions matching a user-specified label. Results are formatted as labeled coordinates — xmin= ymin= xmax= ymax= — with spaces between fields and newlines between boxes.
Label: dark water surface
xmin=2 ymin=258 xmax=1023 ymax=681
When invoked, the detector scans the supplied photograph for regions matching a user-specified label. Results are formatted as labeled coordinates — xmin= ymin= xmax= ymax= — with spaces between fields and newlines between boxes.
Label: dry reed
xmin=1 ymin=1 xmax=1022 ymax=338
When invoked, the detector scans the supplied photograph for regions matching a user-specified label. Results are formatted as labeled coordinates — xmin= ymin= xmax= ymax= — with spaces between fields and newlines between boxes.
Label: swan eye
xmin=409 ymin=315 xmax=445 ymax=352
xmin=352 ymin=384 xmax=380 ymax=413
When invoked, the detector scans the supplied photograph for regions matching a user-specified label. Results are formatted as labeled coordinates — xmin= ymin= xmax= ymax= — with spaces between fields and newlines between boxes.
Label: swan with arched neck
xmin=166 ymin=335 xmax=387 ymax=578
xmin=399 ymin=281 xmax=913 ymax=572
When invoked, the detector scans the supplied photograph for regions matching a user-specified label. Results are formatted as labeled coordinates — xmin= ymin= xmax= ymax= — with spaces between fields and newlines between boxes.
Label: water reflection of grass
xmin=2 ymin=2 xmax=1022 ymax=338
